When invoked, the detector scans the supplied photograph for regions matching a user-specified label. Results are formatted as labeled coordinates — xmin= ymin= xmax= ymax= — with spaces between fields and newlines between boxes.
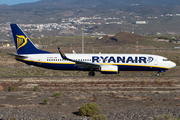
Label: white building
xmin=133 ymin=21 xmax=147 ymax=24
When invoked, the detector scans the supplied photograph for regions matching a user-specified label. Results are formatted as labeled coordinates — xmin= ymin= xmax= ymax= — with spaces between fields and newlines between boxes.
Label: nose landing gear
xmin=157 ymin=70 xmax=166 ymax=77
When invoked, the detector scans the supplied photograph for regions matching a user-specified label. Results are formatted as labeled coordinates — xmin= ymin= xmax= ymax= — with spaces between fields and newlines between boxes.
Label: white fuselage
xmin=17 ymin=53 xmax=176 ymax=72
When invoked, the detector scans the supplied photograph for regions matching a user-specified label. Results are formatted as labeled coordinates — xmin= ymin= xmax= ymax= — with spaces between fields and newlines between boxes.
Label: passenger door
xmin=154 ymin=57 xmax=158 ymax=65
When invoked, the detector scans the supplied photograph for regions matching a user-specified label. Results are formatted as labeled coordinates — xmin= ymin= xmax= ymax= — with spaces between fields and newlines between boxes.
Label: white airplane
xmin=9 ymin=24 xmax=176 ymax=76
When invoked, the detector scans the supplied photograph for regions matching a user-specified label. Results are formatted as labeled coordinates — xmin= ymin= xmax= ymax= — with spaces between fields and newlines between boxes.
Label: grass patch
xmin=53 ymin=91 xmax=62 ymax=98
xmin=92 ymin=114 xmax=108 ymax=120
xmin=43 ymin=98 xmax=50 ymax=105
xmin=19 ymin=78 xmax=23 ymax=82
xmin=140 ymin=80 xmax=147 ymax=85
xmin=79 ymin=103 xmax=102 ymax=117
xmin=168 ymin=80 xmax=175 ymax=85
xmin=153 ymin=113 xmax=177 ymax=120
xmin=32 ymin=86 xmax=39 ymax=91
xmin=8 ymin=86 xmax=16 ymax=92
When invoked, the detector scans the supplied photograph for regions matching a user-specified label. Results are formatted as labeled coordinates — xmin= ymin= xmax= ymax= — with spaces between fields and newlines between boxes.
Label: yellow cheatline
xmin=101 ymin=70 xmax=117 ymax=72
xmin=16 ymin=58 xmax=169 ymax=69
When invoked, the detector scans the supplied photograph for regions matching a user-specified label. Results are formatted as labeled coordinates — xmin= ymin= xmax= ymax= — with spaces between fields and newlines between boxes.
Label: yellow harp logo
xmin=16 ymin=35 xmax=28 ymax=50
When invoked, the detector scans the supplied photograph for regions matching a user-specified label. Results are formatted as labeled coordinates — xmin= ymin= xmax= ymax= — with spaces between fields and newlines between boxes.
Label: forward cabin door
xmin=154 ymin=57 xmax=158 ymax=65
xmin=38 ymin=56 xmax=42 ymax=65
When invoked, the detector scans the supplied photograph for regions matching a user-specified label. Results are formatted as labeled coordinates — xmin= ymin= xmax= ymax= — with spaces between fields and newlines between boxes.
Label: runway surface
xmin=0 ymin=76 xmax=179 ymax=92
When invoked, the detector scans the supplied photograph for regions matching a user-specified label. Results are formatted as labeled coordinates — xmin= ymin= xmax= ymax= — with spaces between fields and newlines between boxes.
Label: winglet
xmin=58 ymin=47 xmax=67 ymax=59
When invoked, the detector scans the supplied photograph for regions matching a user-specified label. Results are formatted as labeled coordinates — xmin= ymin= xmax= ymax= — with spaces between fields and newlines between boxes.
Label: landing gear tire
xmin=88 ymin=71 xmax=95 ymax=76
xmin=157 ymin=73 xmax=160 ymax=77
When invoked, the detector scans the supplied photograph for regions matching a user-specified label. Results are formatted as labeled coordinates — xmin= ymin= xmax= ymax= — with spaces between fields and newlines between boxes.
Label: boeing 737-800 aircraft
xmin=9 ymin=24 xmax=176 ymax=76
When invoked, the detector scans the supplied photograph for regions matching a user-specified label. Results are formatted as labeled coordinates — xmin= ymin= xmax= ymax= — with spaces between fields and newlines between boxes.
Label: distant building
xmin=132 ymin=21 xmax=147 ymax=24
xmin=2 ymin=44 xmax=10 ymax=47
xmin=166 ymin=32 xmax=176 ymax=35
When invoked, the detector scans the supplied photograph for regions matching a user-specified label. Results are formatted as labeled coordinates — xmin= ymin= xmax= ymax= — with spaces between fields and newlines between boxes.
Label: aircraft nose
xmin=170 ymin=61 xmax=176 ymax=68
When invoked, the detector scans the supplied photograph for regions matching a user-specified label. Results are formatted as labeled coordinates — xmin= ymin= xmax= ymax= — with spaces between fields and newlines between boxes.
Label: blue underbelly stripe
xmin=17 ymin=59 xmax=168 ymax=71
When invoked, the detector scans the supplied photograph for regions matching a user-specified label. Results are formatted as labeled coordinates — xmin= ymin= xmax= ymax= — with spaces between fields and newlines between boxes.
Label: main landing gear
xmin=157 ymin=70 xmax=166 ymax=77
xmin=157 ymin=73 xmax=160 ymax=77
xmin=88 ymin=71 xmax=95 ymax=76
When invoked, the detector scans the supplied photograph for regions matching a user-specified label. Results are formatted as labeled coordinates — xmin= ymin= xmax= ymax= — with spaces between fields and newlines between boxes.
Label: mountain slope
xmin=12 ymin=0 xmax=180 ymax=8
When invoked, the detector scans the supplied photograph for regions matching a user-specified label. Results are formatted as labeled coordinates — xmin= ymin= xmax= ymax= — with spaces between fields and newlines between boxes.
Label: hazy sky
xmin=0 ymin=0 xmax=40 ymax=5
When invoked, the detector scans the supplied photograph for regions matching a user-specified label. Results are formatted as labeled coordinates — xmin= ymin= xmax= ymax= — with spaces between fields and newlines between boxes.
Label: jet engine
xmin=100 ymin=65 xmax=118 ymax=74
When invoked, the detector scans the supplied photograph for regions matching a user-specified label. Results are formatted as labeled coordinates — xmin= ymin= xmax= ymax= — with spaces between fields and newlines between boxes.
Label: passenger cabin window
xmin=163 ymin=59 xmax=169 ymax=61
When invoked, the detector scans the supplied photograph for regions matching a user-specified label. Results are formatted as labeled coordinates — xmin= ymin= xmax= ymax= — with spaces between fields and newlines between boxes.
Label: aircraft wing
xmin=7 ymin=53 xmax=27 ymax=59
xmin=71 ymin=60 xmax=100 ymax=69
xmin=58 ymin=47 xmax=100 ymax=69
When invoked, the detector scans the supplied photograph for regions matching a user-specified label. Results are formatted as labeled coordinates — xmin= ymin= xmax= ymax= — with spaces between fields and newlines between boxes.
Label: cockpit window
xmin=163 ymin=59 xmax=169 ymax=61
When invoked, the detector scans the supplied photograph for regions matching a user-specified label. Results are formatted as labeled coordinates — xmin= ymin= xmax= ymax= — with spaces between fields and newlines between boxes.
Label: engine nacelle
xmin=100 ymin=65 xmax=118 ymax=74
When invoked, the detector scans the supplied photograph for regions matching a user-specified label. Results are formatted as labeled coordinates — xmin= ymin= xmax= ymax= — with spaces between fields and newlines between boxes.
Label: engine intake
xmin=100 ymin=65 xmax=118 ymax=74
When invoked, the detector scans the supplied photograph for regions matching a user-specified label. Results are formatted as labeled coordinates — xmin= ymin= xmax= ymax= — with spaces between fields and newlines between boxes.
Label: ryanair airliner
xmin=9 ymin=24 xmax=176 ymax=76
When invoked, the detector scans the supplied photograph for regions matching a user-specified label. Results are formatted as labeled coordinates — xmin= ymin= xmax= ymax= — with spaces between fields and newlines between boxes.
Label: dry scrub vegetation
xmin=0 ymin=76 xmax=180 ymax=119
xmin=0 ymin=29 xmax=180 ymax=119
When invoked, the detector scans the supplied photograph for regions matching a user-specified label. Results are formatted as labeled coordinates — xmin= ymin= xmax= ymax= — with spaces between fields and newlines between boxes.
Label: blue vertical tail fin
xmin=10 ymin=24 xmax=50 ymax=54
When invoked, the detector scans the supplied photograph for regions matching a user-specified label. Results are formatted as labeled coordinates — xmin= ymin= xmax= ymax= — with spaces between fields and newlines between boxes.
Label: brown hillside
xmin=110 ymin=31 xmax=145 ymax=43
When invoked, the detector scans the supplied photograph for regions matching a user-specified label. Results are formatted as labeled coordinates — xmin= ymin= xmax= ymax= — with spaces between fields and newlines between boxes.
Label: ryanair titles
xmin=92 ymin=56 xmax=154 ymax=64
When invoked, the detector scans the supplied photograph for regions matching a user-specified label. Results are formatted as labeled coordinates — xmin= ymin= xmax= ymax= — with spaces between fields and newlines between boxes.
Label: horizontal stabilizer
xmin=7 ymin=53 xmax=27 ymax=58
